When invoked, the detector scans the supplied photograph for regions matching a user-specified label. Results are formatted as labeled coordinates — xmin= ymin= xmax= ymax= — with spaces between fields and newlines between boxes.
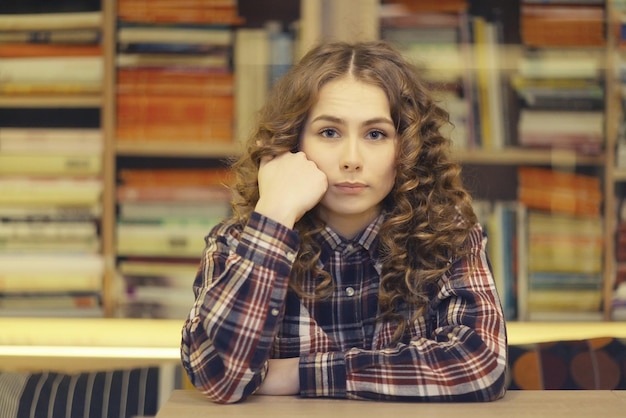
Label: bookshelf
xmin=0 ymin=0 xmax=624 ymax=323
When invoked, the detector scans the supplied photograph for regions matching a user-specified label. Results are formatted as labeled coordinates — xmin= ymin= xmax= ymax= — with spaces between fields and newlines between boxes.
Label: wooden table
xmin=156 ymin=390 xmax=626 ymax=418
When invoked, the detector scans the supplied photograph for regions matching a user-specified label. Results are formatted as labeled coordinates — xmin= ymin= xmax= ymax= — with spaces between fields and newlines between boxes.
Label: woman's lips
xmin=335 ymin=182 xmax=367 ymax=194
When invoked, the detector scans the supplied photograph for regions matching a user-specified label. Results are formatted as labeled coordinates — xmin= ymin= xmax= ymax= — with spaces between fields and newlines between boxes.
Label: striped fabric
xmin=0 ymin=367 xmax=160 ymax=418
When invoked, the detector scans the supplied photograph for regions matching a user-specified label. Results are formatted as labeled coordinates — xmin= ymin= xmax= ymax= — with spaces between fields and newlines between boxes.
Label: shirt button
xmin=286 ymin=252 xmax=295 ymax=262
xmin=345 ymin=287 xmax=355 ymax=297
xmin=270 ymin=308 xmax=280 ymax=316
xmin=346 ymin=244 xmax=354 ymax=252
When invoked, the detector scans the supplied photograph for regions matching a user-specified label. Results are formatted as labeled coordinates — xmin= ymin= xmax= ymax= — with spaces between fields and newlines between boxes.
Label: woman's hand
xmin=256 ymin=358 xmax=300 ymax=396
xmin=255 ymin=151 xmax=327 ymax=228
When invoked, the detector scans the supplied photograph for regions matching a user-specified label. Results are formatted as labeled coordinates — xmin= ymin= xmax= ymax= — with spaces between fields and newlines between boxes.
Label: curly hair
xmin=229 ymin=40 xmax=478 ymax=340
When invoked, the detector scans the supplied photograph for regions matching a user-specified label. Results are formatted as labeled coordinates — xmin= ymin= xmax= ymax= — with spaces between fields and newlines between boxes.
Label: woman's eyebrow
xmin=362 ymin=117 xmax=395 ymax=127
xmin=311 ymin=115 xmax=394 ymax=127
xmin=310 ymin=115 xmax=344 ymax=124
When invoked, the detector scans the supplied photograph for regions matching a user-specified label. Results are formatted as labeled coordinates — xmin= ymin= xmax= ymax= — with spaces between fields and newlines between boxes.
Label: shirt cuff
xmin=299 ymin=352 xmax=347 ymax=398
xmin=236 ymin=211 xmax=300 ymax=272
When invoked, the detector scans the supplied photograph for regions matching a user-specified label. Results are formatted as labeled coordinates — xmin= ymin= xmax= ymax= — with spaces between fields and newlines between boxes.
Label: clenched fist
xmin=255 ymin=151 xmax=327 ymax=228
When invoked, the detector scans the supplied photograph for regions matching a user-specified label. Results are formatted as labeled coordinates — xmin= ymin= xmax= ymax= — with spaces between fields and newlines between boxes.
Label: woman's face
xmin=300 ymin=76 xmax=398 ymax=238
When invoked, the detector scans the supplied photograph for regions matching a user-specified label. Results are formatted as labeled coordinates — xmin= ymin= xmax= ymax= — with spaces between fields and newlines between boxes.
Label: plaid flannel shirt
xmin=181 ymin=211 xmax=507 ymax=403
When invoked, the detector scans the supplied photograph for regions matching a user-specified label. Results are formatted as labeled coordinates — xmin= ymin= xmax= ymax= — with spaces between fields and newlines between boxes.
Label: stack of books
xmin=0 ymin=5 xmax=104 ymax=317
xmin=517 ymin=166 xmax=604 ymax=321
xmin=115 ymin=0 xmax=241 ymax=143
xmin=115 ymin=167 xmax=232 ymax=318
xmin=513 ymin=1 xmax=605 ymax=155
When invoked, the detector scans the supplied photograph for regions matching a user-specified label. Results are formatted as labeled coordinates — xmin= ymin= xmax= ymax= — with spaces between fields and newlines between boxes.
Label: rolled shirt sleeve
xmin=181 ymin=212 xmax=299 ymax=403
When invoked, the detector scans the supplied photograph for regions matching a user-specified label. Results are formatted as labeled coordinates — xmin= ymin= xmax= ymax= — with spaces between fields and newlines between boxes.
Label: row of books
xmin=475 ymin=166 xmax=605 ymax=322
xmin=115 ymin=167 xmax=233 ymax=319
xmin=519 ymin=167 xmax=604 ymax=321
xmin=516 ymin=1 xmax=605 ymax=156
xmin=0 ymin=5 xmax=105 ymax=318
xmin=380 ymin=1 xmax=606 ymax=154
xmin=114 ymin=0 xmax=247 ymax=144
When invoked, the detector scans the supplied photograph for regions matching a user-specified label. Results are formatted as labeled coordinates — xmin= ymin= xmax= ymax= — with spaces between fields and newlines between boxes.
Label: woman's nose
xmin=340 ymin=137 xmax=362 ymax=171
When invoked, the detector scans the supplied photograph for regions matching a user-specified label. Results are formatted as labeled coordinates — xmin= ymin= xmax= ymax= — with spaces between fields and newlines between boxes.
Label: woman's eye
xmin=320 ymin=128 xmax=339 ymax=138
xmin=367 ymin=130 xmax=386 ymax=140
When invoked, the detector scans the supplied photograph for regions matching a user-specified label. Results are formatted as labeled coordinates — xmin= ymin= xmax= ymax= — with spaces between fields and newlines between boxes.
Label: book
xmin=383 ymin=0 xmax=468 ymax=13
xmin=486 ymin=201 xmax=523 ymax=320
xmin=0 ymin=253 xmax=103 ymax=293
xmin=518 ymin=49 xmax=603 ymax=80
xmin=0 ymin=28 xmax=101 ymax=44
xmin=517 ymin=187 xmax=601 ymax=217
xmin=116 ymin=94 xmax=233 ymax=124
xmin=117 ymin=3 xmax=242 ymax=25
xmin=517 ymin=167 xmax=602 ymax=217
xmin=118 ymin=258 xmax=199 ymax=278
xmin=115 ymin=123 xmax=234 ymax=142
xmin=518 ymin=109 xmax=604 ymax=134
xmin=512 ymin=76 xmax=604 ymax=111
xmin=118 ymin=42 xmax=231 ymax=56
xmin=472 ymin=15 xmax=494 ymax=150
xmin=118 ymin=25 xmax=233 ymax=46
xmin=116 ymin=53 xmax=229 ymax=71
xmin=0 ymin=107 xmax=100 ymax=128
xmin=518 ymin=166 xmax=601 ymax=190
xmin=116 ymin=185 xmax=231 ymax=203
xmin=0 ymin=12 xmax=102 ymax=31
xmin=116 ymin=218 xmax=220 ymax=257
xmin=0 ymin=293 xmax=101 ymax=310
xmin=529 ymin=271 xmax=603 ymax=290
xmin=0 ymin=292 xmax=104 ymax=318
xmin=119 ymin=200 xmax=230 ymax=221
xmin=520 ymin=4 xmax=605 ymax=47
xmin=0 ymin=81 xmax=102 ymax=95
xmin=0 ymin=43 xmax=102 ymax=58
xmin=0 ymin=204 xmax=101 ymax=221
xmin=0 ymin=177 xmax=103 ymax=206
xmin=0 ymin=128 xmax=103 ymax=155
xmin=118 ymin=167 xmax=233 ymax=186
xmin=117 ymin=69 xmax=234 ymax=96
xmin=0 ymin=220 xmax=98 ymax=240
xmin=0 ymin=56 xmax=103 ymax=84
xmin=527 ymin=289 xmax=603 ymax=312
xmin=0 ymin=154 xmax=102 ymax=176
xmin=0 ymin=236 xmax=100 ymax=254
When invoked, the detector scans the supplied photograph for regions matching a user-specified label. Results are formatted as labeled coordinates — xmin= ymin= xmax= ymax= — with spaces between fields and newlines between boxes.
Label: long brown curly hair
xmin=229 ymin=40 xmax=478 ymax=339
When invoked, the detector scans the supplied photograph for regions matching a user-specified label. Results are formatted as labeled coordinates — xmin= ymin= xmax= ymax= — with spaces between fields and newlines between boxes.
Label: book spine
xmin=0 ymin=12 xmax=103 ymax=31
xmin=0 ymin=155 xmax=102 ymax=176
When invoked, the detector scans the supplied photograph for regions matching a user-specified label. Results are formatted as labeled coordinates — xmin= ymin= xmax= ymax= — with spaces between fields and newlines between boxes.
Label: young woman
xmin=180 ymin=40 xmax=507 ymax=403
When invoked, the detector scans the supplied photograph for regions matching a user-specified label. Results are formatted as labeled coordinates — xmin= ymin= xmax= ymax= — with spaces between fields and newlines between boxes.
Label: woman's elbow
xmin=479 ymin=360 xmax=508 ymax=402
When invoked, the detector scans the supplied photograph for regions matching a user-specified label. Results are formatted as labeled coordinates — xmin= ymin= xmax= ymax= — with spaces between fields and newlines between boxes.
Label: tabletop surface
xmin=156 ymin=390 xmax=626 ymax=418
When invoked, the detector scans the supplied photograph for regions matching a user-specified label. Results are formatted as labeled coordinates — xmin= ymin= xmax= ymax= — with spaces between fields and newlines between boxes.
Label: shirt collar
xmin=316 ymin=211 xmax=385 ymax=259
